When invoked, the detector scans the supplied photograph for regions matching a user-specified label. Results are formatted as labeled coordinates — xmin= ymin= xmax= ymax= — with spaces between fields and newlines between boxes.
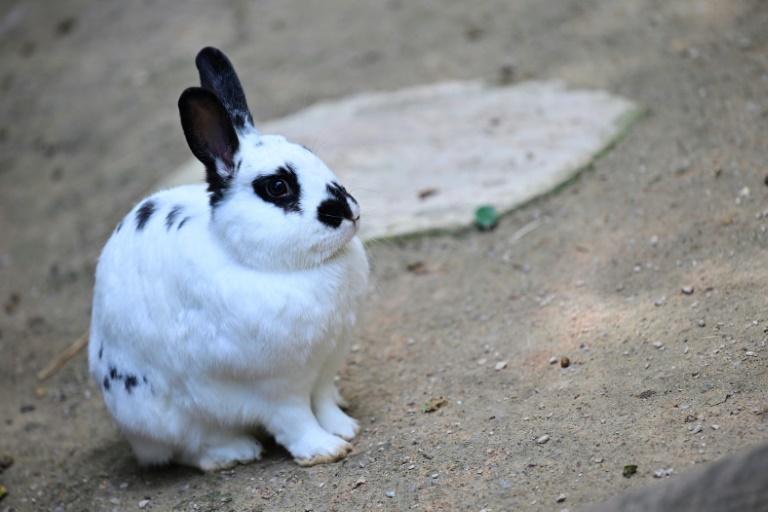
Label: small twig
xmin=708 ymin=394 xmax=731 ymax=407
xmin=37 ymin=331 xmax=89 ymax=381
xmin=510 ymin=219 xmax=542 ymax=243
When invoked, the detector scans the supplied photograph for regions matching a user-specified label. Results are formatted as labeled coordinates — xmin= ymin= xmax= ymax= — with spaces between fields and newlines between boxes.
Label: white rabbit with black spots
xmin=89 ymin=47 xmax=369 ymax=470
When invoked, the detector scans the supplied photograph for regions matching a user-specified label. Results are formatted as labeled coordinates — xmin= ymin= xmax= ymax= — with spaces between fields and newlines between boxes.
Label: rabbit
xmin=88 ymin=47 xmax=369 ymax=471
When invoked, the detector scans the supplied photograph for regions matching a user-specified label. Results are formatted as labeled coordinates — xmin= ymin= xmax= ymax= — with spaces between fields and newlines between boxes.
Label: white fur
xmin=89 ymin=131 xmax=369 ymax=470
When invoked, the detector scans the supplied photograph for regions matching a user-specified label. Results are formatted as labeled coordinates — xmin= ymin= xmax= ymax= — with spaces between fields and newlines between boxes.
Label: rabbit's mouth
xmin=308 ymin=222 xmax=360 ymax=264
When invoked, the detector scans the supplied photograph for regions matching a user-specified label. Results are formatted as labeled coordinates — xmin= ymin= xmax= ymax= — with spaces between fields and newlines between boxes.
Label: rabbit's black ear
xmin=195 ymin=47 xmax=254 ymax=132
xmin=178 ymin=87 xmax=239 ymax=201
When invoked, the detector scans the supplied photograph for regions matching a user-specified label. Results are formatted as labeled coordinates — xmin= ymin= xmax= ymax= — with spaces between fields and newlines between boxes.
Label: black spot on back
xmin=98 ymin=345 xmax=103 ymax=360
xmin=317 ymin=182 xmax=356 ymax=229
xmin=124 ymin=375 xmax=138 ymax=393
xmin=252 ymin=164 xmax=302 ymax=214
xmin=103 ymin=376 xmax=111 ymax=391
xmin=116 ymin=220 xmax=124 ymax=233
xmin=136 ymin=200 xmax=157 ymax=231
xmin=109 ymin=365 xmax=118 ymax=379
xmin=178 ymin=216 xmax=192 ymax=230
xmin=166 ymin=205 xmax=184 ymax=230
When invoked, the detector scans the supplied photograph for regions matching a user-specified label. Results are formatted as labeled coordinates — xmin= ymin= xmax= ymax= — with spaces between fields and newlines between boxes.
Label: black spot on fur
xmin=252 ymin=164 xmax=302 ymax=214
xmin=166 ymin=205 xmax=184 ymax=230
xmin=98 ymin=345 xmax=103 ymax=360
xmin=124 ymin=374 xmax=138 ymax=393
xmin=104 ymin=364 xmax=144 ymax=393
xmin=209 ymin=188 xmax=225 ymax=208
xmin=142 ymin=376 xmax=148 ymax=384
xmin=317 ymin=182 xmax=357 ymax=229
xmin=136 ymin=200 xmax=157 ymax=231
xmin=178 ymin=216 xmax=191 ymax=230
xmin=116 ymin=220 xmax=123 ymax=233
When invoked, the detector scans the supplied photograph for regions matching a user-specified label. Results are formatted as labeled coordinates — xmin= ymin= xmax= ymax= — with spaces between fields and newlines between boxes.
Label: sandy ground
xmin=1 ymin=0 xmax=768 ymax=510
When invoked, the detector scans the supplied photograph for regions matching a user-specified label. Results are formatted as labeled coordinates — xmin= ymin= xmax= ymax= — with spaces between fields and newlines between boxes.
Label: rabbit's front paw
xmin=316 ymin=404 xmax=360 ymax=441
xmin=290 ymin=430 xmax=352 ymax=467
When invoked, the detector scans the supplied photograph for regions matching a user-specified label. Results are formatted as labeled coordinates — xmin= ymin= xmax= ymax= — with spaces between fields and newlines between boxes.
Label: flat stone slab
xmin=162 ymin=80 xmax=640 ymax=241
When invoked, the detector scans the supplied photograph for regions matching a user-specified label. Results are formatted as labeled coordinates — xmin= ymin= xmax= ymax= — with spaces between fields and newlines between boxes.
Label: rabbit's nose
xmin=348 ymin=199 xmax=361 ymax=222
xmin=317 ymin=186 xmax=361 ymax=229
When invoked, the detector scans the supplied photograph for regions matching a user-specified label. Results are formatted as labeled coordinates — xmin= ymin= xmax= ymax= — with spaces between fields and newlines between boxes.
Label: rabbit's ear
xmin=178 ymin=87 xmax=239 ymax=193
xmin=195 ymin=47 xmax=255 ymax=132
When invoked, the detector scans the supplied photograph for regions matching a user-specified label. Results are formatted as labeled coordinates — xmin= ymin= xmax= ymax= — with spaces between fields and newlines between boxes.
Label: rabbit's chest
xmin=208 ymin=264 xmax=355 ymax=356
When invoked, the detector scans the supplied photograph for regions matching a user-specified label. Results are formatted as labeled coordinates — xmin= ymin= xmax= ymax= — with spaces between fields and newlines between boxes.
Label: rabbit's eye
xmin=252 ymin=165 xmax=302 ymax=213
xmin=266 ymin=178 xmax=290 ymax=198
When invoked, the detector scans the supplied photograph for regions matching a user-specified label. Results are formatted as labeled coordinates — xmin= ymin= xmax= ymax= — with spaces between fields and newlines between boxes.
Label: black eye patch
xmin=252 ymin=164 xmax=302 ymax=214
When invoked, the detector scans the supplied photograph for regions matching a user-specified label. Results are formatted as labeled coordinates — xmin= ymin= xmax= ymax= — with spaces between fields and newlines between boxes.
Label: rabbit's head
xmin=178 ymin=47 xmax=361 ymax=271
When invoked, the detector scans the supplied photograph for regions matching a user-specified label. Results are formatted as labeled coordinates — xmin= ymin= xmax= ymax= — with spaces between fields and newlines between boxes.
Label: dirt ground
xmin=1 ymin=0 xmax=768 ymax=510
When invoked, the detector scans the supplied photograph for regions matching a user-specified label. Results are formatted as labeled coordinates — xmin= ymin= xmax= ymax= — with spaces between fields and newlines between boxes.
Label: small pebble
xmin=495 ymin=361 xmax=508 ymax=370
xmin=653 ymin=469 xmax=665 ymax=478
xmin=385 ymin=490 xmax=395 ymax=498
xmin=697 ymin=319 xmax=706 ymax=327
xmin=109 ymin=497 xmax=120 ymax=505
xmin=138 ymin=499 xmax=151 ymax=509
xmin=477 ymin=358 xmax=487 ymax=365
xmin=652 ymin=340 xmax=664 ymax=349
xmin=691 ymin=424 xmax=703 ymax=434
xmin=549 ymin=356 xmax=558 ymax=364
xmin=711 ymin=424 xmax=720 ymax=430
xmin=556 ymin=493 xmax=567 ymax=503
xmin=683 ymin=346 xmax=689 ymax=354
xmin=745 ymin=351 xmax=756 ymax=356
xmin=536 ymin=434 xmax=550 ymax=445
xmin=623 ymin=464 xmax=638 ymax=478
xmin=560 ymin=357 xmax=570 ymax=368
xmin=681 ymin=285 xmax=694 ymax=295
xmin=593 ymin=457 xmax=603 ymax=463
